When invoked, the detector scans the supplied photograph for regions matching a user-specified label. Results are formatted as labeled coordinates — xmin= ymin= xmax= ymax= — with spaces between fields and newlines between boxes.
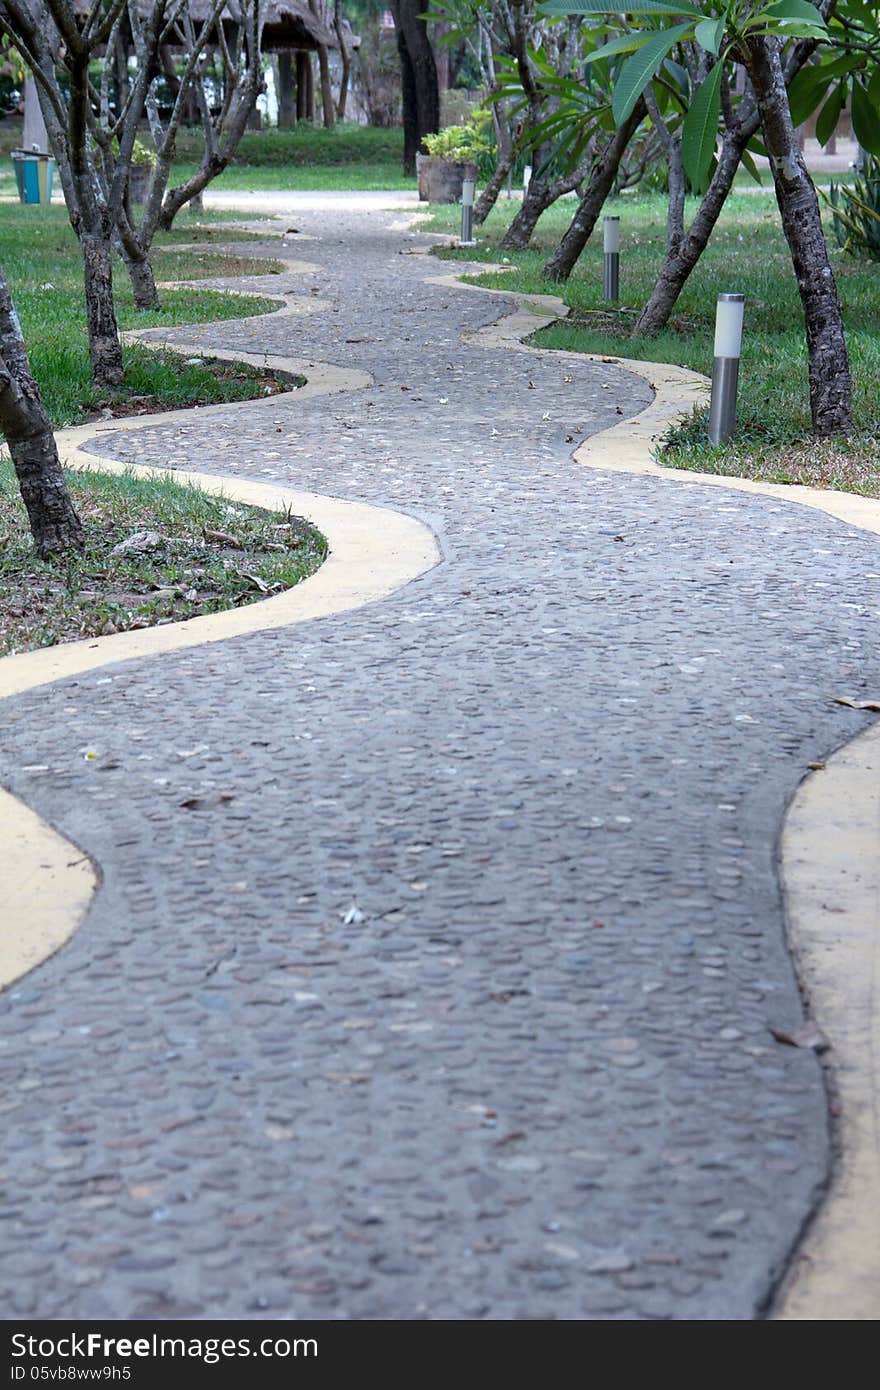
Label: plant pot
xmin=129 ymin=164 xmax=153 ymax=204
xmin=416 ymin=155 xmax=478 ymax=204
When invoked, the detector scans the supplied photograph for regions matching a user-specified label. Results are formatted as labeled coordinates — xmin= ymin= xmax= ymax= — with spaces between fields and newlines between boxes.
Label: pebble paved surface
xmin=1 ymin=208 xmax=879 ymax=1320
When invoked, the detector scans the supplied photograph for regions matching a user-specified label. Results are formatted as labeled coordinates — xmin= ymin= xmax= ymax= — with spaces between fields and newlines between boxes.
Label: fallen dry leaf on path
xmin=834 ymin=697 xmax=880 ymax=712
xmin=769 ymin=1022 xmax=829 ymax=1053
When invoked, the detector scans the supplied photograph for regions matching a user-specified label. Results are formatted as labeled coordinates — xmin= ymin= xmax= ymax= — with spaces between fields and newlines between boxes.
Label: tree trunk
xmin=666 ymin=141 xmax=686 ymax=258
xmin=501 ymin=178 xmax=554 ymax=250
xmin=0 ymin=262 xmax=83 ymax=558
xmin=296 ymin=51 xmax=310 ymax=121
xmin=278 ymin=52 xmax=296 ymax=127
xmin=474 ymin=149 xmax=515 ymax=225
xmin=543 ymin=100 xmax=646 ymax=281
xmin=306 ymin=53 xmax=316 ymax=122
xmin=632 ymin=128 xmax=749 ymax=334
xmin=316 ymin=43 xmax=335 ymax=127
xmin=745 ymin=35 xmax=851 ymax=436
xmin=391 ymin=0 xmax=440 ymax=177
xmin=122 ymin=246 xmax=160 ymax=311
xmin=82 ymin=233 xmax=124 ymax=388
xmin=334 ymin=1 xmax=351 ymax=120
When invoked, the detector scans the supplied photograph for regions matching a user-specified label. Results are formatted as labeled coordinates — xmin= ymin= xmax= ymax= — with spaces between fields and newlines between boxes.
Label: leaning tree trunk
xmin=0 ymin=262 xmax=83 ymax=558
xmin=745 ymin=35 xmax=851 ymax=436
xmin=474 ymin=149 xmax=515 ymax=225
xmin=543 ymin=100 xmax=646 ymax=281
xmin=501 ymin=173 xmax=555 ymax=250
xmin=633 ymin=126 xmax=752 ymax=334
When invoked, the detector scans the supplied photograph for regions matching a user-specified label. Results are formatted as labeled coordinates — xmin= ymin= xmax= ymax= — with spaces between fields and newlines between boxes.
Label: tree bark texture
xmin=277 ymin=52 xmax=296 ymax=127
xmin=745 ymin=36 xmax=851 ymax=435
xmin=334 ymin=0 xmax=351 ymax=119
xmin=316 ymin=43 xmax=335 ymax=127
xmin=296 ymin=51 xmax=310 ymax=121
xmin=474 ymin=149 xmax=515 ymax=225
xmin=632 ymin=128 xmax=751 ymax=334
xmin=0 ymin=261 xmax=83 ymax=558
xmin=121 ymin=244 xmax=160 ymax=311
xmin=543 ymin=101 xmax=646 ymax=281
xmin=82 ymin=231 xmax=124 ymax=387
xmin=391 ymin=0 xmax=440 ymax=177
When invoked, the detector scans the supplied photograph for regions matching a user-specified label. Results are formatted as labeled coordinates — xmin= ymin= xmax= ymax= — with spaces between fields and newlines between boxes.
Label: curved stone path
xmin=1 ymin=207 xmax=879 ymax=1321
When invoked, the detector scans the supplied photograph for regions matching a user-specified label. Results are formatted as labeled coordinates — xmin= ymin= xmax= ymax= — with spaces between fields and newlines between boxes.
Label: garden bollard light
xmin=523 ymin=164 xmax=532 ymax=195
xmin=603 ymin=215 xmax=620 ymax=302
xmin=708 ymin=293 xmax=745 ymax=445
xmin=460 ymin=177 xmax=476 ymax=245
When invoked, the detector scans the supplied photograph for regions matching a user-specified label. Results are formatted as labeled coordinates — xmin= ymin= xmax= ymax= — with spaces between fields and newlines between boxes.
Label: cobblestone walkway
xmin=1 ymin=209 xmax=878 ymax=1320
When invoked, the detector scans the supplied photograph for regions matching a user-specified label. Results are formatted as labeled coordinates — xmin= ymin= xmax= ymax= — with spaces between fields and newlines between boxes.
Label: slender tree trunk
xmin=306 ymin=53 xmax=316 ymax=121
xmin=666 ymin=141 xmax=686 ymax=258
xmin=543 ymin=100 xmax=646 ymax=281
xmin=334 ymin=1 xmax=351 ymax=120
xmin=632 ymin=127 xmax=749 ymax=334
xmin=745 ymin=35 xmax=851 ymax=435
xmin=316 ymin=44 xmax=335 ymax=127
xmin=391 ymin=0 xmax=440 ymax=176
xmin=475 ymin=149 xmax=515 ymax=225
xmin=81 ymin=232 xmax=124 ymax=387
xmin=121 ymin=244 xmax=160 ymax=311
xmin=278 ymin=51 xmax=296 ymax=127
xmin=501 ymin=177 xmax=554 ymax=250
xmin=0 ymin=262 xmax=83 ymax=558
xmin=296 ymin=51 xmax=309 ymax=121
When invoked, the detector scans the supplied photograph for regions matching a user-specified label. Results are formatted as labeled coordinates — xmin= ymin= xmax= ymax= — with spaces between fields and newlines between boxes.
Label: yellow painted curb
xmin=0 ymin=791 xmax=97 ymax=991
xmin=774 ymin=724 xmax=880 ymax=1320
xmin=0 ymin=249 xmax=440 ymax=992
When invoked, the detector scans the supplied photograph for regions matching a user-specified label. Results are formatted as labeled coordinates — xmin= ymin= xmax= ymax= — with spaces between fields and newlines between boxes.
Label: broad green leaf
xmin=540 ymin=0 xmax=701 ymax=16
xmin=761 ymin=0 xmax=825 ymax=22
xmin=611 ymin=23 xmax=694 ymax=126
xmin=786 ymin=64 xmax=834 ymax=126
xmin=583 ymin=34 xmax=648 ymax=65
xmin=851 ymin=79 xmax=880 ymax=155
xmin=694 ymin=18 xmax=724 ymax=55
xmin=740 ymin=147 xmax=764 ymax=185
xmin=868 ymin=64 xmax=880 ymax=109
xmin=681 ymin=61 xmax=723 ymax=192
xmin=815 ymin=82 xmax=846 ymax=145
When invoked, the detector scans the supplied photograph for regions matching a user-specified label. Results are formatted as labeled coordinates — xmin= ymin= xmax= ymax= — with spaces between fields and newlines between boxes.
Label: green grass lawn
xmin=168 ymin=122 xmax=414 ymax=192
xmin=0 ymin=461 xmax=326 ymax=656
xmin=428 ymin=190 xmax=880 ymax=496
xmin=1 ymin=204 xmax=283 ymax=425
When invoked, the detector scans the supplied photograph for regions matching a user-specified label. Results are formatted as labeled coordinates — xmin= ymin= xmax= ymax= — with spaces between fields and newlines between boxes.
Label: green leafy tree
xmin=544 ymin=0 xmax=859 ymax=436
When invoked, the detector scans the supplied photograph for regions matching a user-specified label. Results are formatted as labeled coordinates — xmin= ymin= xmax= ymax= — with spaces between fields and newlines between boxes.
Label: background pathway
xmin=1 ymin=208 xmax=878 ymax=1320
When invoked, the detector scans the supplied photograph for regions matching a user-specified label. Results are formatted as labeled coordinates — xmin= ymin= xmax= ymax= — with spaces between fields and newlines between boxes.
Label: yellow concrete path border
xmin=427 ymin=252 xmax=880 ymax=1321
xmin=0 ymin=247 xmax=440 ymax=992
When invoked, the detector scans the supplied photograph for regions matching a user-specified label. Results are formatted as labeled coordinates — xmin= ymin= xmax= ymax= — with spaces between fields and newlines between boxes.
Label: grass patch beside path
xmin=2 ymin=205 xmax=283 ymax=426
xmin=427 ymin=191 xmax=879 ymax=498
xmin=169 ymin=122 xmax=415 ymax=193
xmin=0 ymin=463 xmax=327 ymax=658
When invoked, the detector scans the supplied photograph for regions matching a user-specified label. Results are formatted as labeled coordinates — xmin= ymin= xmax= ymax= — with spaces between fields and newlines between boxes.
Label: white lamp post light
xmin=460 ymin=177 xmax=476 ymax=246
xmin=708 ymin=293 xmax=745 ymax=444
xmin=603 ymin=216 xmax=620 ymax=302
xmin=523 ymin=164 xmax=532 ymax=195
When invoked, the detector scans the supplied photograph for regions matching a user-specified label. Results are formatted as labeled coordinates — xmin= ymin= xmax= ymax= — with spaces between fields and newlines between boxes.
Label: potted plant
xmin=127 ymin=139 xmax=156 ymax=205
xmin=417 ymin=109 xmax=492 ymax=204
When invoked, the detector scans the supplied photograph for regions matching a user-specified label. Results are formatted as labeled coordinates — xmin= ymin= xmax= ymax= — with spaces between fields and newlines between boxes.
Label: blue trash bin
xmin=11 ymin=150 xmax=55 ymax=204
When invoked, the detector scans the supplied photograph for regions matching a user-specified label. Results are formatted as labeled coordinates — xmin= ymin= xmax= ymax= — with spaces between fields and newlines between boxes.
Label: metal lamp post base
xmin=460 ymin=203 xmax=474 ymax=246
xmin=707 ymin=355 xmax=740 ymax=444
xmin=603 ymin=252 xmax=619 ymax=302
